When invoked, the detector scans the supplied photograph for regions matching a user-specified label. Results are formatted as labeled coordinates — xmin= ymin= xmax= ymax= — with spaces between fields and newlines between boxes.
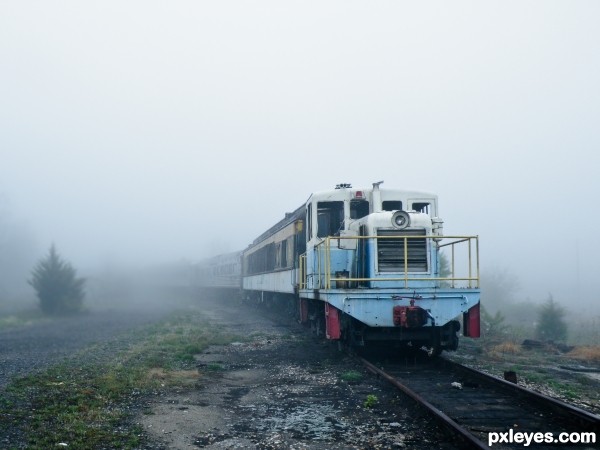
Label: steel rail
xmin=359 ymin=357 xmax=489 ymax=450
xmin=446 ymin=359 xmax=600 ymax=433
xmin=361 ymin=355 xmax=600 ymax=449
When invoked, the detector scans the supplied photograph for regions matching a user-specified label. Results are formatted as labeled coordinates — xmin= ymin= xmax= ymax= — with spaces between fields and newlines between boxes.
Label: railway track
xmin=360 ymin=355 xmax=600 ymax=449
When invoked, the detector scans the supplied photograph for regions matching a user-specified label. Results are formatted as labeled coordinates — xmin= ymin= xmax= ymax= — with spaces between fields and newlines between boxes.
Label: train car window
xmin=350 ymin=199 xmax=369 ymax=219
xmin=280 ymin=239 xmax=288 ymax=268
xmin=246 ymin=242 xmax=277 ymax=275
xmin=382 ymin=200 xmax=403 ymax=211
xmin=412 ymin=202 xmax=430 ymax=214
xmin=317 ymin=201 xmax=344 ymax=237
xmin=267 ymin=243 xmax=276 ymax=270
xmin=275 ymin=242 xmax=282 ymax=268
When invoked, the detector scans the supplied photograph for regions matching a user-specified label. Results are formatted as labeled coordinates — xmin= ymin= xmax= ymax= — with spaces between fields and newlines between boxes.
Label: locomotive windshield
xmin=350 ymin=199 xmax=369 ymax=219
xmin=317 ymin=201 xmax=344 ymax=237
xmin=382 ymin=200 xmax=402 ymax=211
xmin=412 ymin=202 xmax=431 ymax=214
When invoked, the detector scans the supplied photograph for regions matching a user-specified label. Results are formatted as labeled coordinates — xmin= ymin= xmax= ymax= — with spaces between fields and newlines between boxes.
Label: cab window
xmin=350 ymin=199 xmax=369 ymax=219
xmin=382 ymin=200 xmax=403 ymax=211
xmin=412 ymin=202 xmax=430 ymax=214
xmin=317 ymin=201 xmax=344 ymax=237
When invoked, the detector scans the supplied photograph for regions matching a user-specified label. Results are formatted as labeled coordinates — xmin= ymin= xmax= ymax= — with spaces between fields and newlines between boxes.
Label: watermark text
xmin=488 ymin=430 xmax=596 ymax=447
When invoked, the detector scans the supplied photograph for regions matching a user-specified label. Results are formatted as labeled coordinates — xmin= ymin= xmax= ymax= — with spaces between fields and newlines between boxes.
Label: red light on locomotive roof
xmin=354 ymin=191 xmax=364 ymax=198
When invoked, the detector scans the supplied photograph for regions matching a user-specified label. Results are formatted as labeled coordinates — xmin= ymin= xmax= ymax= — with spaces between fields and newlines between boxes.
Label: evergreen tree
xmin=535 ymin=295 xmax=568 ymax=342
xmin=29 ymin=244 xmax=85 ymax=315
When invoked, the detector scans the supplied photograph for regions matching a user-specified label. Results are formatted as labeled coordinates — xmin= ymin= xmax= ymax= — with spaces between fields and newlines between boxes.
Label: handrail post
xmin=303 ymin=254 xmax=306 ymax=289
xmin=468 ymin=239 xmax=472 ymax=289
xmin=299 ymin=254 xmax=305 ymax=289
xmin=451 ymin=244 xmax=455 ymax=289
xmin=317 ymin=243 xmax=321 ymax=289
xmin=298 ymin=255 xmax=301 ymax=289
xmin=326 ymin=238 xmax=331 ymax=289
xmin=476 ymin=236 xmax=480 ymax=288
xmin=403 ymin=236 xmax=408 ymax=288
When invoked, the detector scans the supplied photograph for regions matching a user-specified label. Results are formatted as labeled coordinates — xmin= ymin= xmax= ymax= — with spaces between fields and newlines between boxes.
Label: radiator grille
xmin=377 ymin=229 xmax=428 ymax=272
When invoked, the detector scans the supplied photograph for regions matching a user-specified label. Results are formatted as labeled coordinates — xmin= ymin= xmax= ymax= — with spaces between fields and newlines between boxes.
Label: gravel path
xmin=0 ymin=297 xmax=459 ymax=449
xmin=0 ymin=309 xmax=171 ymax=389
xmin=139 ymin=297 xmax=454 ymax=450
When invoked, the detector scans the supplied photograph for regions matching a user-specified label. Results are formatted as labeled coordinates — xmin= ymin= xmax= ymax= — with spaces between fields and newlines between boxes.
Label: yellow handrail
xmin=299 ymin=235 xmax=479 ymax=289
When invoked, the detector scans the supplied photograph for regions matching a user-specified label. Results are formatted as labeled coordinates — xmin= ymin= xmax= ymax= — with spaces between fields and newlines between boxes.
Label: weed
xmin=340 ymin=370 xmax=363 ymax=383
xmin=364 ymin=394 xmax=378 ymax=408
xmin=205 ymin=363 xmax=225 ymax=372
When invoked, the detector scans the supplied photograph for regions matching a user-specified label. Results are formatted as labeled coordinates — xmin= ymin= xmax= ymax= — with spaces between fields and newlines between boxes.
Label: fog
xmin=1 ymin=2 xmax=599 ymax=312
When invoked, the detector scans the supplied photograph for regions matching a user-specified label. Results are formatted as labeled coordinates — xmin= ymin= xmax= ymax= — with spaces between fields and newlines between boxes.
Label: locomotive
xmin=195 ymin=182 xmax=480 ymax=355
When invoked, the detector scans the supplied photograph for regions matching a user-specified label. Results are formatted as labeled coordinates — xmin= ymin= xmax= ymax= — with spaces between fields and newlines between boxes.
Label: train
xmin=194 ymin=182 xmax=480 ymax=355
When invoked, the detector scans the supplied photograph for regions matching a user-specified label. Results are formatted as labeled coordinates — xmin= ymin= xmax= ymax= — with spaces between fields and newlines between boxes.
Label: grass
xmin=0 ymin=309 xmax=48 ymax=330
xmin=489 ymin=341 xmax=522 ymax=357
xmin=340 ymin=370 xmax=363 ymax=383
xmin=490 ymin=342 xmax=522 ymax=354
xmin=567 ymin=346 xmax=600 ymax=363
xmin=0 ymin=306 xmax=242 ymax=449
xmin=205 ymin=363 xmax=225 ymax=372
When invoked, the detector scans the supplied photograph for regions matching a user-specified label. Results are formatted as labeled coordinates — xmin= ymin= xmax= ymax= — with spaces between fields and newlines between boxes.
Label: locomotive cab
xmin=305 ymin=183 xmax=444 ymax=290
xmin=307 ymin=183 xmax=440 ymax=243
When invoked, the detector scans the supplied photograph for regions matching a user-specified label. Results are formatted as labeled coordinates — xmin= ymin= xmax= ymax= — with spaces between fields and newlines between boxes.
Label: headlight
xmin=392 ymin=211 xmax=410 ymax=229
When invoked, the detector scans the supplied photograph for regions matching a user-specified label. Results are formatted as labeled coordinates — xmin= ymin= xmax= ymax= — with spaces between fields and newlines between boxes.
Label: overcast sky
xmin=1 ymin=1 xmax=599 ymax=305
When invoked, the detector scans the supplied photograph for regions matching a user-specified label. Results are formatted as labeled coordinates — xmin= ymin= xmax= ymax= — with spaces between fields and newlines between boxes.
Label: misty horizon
xmin=2 ymin=2 xmax=599 ymax=311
